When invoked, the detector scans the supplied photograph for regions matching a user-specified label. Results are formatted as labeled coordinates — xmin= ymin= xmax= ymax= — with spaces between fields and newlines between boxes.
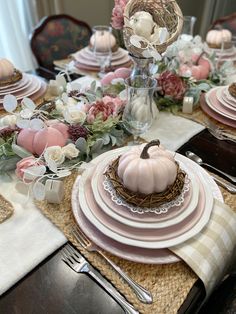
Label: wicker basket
xmin=0 ymin=69 xmax=22 ymax=87
xmin=105 ymin=157 xmax=186 ymax=208
xmin=123 ymin=0 xmax=183 ymax=57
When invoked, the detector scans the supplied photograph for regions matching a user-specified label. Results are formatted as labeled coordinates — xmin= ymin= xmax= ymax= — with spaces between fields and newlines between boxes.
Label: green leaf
xmin=0 ymin=156 xmax=21 ymax=172
xmin=90 ymin=138 xmax=104 ymax=154
xmin=75 ymin=137 xmax=87 ymax=154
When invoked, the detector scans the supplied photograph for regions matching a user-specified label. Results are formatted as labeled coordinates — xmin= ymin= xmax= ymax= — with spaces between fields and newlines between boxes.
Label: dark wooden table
xmin=0 ymin=69 xmax=235 ymax=314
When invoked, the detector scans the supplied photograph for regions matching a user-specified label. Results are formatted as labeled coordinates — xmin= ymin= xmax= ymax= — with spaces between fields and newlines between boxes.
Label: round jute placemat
xmin=36 ymin=170 xmax=236 ymax=313
xmin=0 ymin=194 xmax=14 ymax=223
xmin=36 ymin=171 xmax=198 ymax=314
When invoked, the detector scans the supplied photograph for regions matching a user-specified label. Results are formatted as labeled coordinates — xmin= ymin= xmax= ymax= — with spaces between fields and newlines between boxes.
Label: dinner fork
xmin=61 ymin=244 xmax=139 ymax=314
xmin=205 ymin=120 xmax=236 ymax=144
xmin=72 ymin=227 xmax=153 ymax=304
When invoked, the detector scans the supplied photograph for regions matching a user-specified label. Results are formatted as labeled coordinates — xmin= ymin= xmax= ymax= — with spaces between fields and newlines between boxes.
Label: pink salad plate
xmin=206 ymin=87 xmax=236 ymax=120
xmin=223 ymin=88 xmax=236 ymax=106
xmin=201 ymin=94 xmax=236 ymax=128
xmin=74 ymin=60 xmax=132 ymax=72
xmin=78 ymin=47 xmax=127 ymax=62
xmin=216 ymin=87 xmax=236 ymax=112
xmin=91 ymin=154 xmax=199 ymax=228
xmin=78 ymin=160 xmax=212 ymax=248
xmin=74 ymin=53 xmax=131 ymax=68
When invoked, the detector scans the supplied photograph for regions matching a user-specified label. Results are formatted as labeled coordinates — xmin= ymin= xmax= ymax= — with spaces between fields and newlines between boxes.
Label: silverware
xmin=211 ymin=176 xmax=236 ymax=194
xmin=185 ymin=151 xmax=236 ymax=183
xmin=207 ymin=128 xmax=236 ymax=144
xmin=205 ymin=119 xmax=236 ymax=144
xmin=72 ymin=227 xmax=152 ymax=304
xmin=62 ymin=244 xmax=139 ymax=314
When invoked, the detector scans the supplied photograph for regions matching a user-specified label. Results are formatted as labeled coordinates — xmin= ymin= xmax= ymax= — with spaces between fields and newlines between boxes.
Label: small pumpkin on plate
xmin=206 ymin=28 xmax=232 ymax=49
xmin=117 ymin=140 xmax=178 ymax=194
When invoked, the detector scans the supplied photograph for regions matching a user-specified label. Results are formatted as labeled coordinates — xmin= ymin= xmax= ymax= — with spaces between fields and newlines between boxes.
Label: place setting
xmin=0 ymin=59 xmax=47 ymax=107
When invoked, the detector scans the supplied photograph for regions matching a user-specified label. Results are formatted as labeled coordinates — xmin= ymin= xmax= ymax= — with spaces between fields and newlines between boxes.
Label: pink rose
xmin=87 ymin=100 xmax=115 ymax=124
xmin=15 ymin=156 xmax=44 ymax=182
xmin=111 ymin=0 xmax=128 ymax=29
xmin=158 ymin=71 xmax=187 ymax=101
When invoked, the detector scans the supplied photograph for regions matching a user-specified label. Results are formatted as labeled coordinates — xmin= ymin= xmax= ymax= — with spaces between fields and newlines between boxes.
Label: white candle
xmin=182 ymin=96 xmax=194 ymax=114
xmin=45 ymin=179 xmax=64 ymax=204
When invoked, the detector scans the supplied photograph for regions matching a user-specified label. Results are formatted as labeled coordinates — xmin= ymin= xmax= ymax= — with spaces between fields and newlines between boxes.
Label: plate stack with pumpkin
xmin=0 ymin=58 xmax=47 ymax=107
xmin=205 ymin=28 xmax=236 ymax=63
xmin=72 ymin=139 xmax=218 ymax=264
xmin=72 ymin=32 xmax=132 ymax=73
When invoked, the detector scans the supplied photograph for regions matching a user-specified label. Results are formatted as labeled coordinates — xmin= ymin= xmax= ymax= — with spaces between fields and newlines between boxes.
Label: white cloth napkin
xmin=141 ymin=112 xmax=205 ymax=151
xmin=0 ymin=174 xmax=66 ymax=296
xmin=170 ymin=200 xmax=236 ymax=296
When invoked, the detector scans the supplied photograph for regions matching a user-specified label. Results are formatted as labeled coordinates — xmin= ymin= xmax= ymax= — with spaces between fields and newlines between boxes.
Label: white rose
xmin=0 ymin=114 xmax=17 ymax=127
xmin=63 ymin=107 xmax=86 ymax=124
xmin=55 ymin=99 xmax=65 ymax=114
xmin=62 ymin=143 xmax=80 ymax=159
xmin=44 ymin=146 xmax=65 ymax=166
xmin=67 ymin=97 xmax=77 ymax=106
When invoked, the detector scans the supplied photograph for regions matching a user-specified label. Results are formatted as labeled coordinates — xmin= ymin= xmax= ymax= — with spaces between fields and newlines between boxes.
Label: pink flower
xmin=102 ymin=96 xmax=124 ymax=114
xmin=157 ymin=71 xmax=187 ymax=101
xmin=111 ymin=0 xmax=128 ymax=29
xmin=15 ymin=156 xmax=44 ymax=182
xmin=87 ymin=100 xmax=115 ymax=124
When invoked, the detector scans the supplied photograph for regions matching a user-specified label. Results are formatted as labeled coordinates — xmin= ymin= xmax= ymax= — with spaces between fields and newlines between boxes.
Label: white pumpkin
xmin=0 ymin=59 xmax=14 ymax=80
xmin=117 ymin=140 xmax=177 ymax=194
xmin=90 ymin=32 xmax=116 ymax=52
xmin=206 ymin=29 xmax=232 ymax=48
xmin=130 ymin=96 xmax=159 ymax=121
xmin=0 ymin=114 xmax=17 ymax=127
xmin=129 ymin=11 xmax=155 ymax=40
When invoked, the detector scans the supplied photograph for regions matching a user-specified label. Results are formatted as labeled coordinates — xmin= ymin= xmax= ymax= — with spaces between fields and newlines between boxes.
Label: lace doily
xmin=103 ymin=175 xmax=190 ymax=215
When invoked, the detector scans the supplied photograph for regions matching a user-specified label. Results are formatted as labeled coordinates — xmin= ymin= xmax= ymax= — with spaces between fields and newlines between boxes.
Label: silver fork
xmin=72 ymin=227 xmax=153 ymax=304
xmin=205 ymin=120 xmax=236 ymax=144
xmin=61 ymin=244 xmax=139 ymax=314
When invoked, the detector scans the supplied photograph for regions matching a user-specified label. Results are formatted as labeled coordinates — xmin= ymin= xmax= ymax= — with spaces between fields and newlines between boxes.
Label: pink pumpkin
xmin=101 ymin=72 xmax=116 ymax=85
xmin=101 ymin=67 xmax=132 ymax=85
xmin=179 ymin=55 xmax=211 ymax=80
xmin=17 ymin=123 xmax=69 ymax=156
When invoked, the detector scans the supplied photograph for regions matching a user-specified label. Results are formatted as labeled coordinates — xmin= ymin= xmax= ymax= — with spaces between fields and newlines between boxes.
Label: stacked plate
xmin=73 ymin=47 xmax=132 ymax=72
xmin=0 ymin=73 xmax=47 ymax=107
xmin=72 ymin=146 xmax=222 ymax=264
xmin=204 ymin=45 xmax=236 ymax=63
xmin=201 ymin=86 xmax=236 ymax=128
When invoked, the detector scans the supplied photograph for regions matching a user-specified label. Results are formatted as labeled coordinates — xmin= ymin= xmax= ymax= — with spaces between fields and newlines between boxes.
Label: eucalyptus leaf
xmin=0 ymin=156 xmax=21 ymax=172
xmin=75 ymin=137 xmax=87 ymax=153
xmin=101 ymin=133 xmax=110 ymax=145
xmin=197 ymin=83 xmax=211 ymax=92
xmin=30 ymin=118 xmax=45 ymax=130
xmin=90 ymin=138 xmax=104 ymax=154
xmin=11 ymin=144 xmax=32 ymax=158
xmin=90 ymin=80 xmax=97 ymax=92
xmin=109 ymin=135 xmax=117 ymax=146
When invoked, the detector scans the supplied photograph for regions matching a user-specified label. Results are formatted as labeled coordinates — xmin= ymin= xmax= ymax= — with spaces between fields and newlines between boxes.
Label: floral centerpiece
xmin=0 ymin=76 xmax=128 ymax=201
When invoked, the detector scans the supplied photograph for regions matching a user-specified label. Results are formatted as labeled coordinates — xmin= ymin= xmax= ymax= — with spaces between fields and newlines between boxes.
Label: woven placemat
xmin=0 ymin=194 xmax=14 ymax=223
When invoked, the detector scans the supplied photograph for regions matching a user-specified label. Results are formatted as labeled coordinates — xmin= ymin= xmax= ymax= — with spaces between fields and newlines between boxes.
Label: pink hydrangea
xmin=111 ymin=0 xmax=128 ymax=29
xmin=102 ymin=96 xmax=124 ymax=114
xmin=158 ymin=71 xmax=187 ymax=101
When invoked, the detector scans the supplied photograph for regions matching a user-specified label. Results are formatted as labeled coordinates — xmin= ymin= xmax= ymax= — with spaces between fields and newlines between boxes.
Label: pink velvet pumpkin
xmin=179 ymin=54 xmax=211 ymax=80
xmin=117 ymin=140 xmax=177 ymax=194
xmin=17 ymin=123 xmax=69 ymax=156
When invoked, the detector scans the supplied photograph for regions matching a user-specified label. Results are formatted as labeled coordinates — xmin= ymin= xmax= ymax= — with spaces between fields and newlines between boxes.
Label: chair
xmin=30 ymin=14 xmax=92 ymax=70
xmin=210 ymin=12 xmax=236 ymax=34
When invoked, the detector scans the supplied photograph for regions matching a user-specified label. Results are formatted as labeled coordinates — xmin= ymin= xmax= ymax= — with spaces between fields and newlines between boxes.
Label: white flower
xmin=55 ymin=99 xmax=65 ymax=114
xmin=62 ymin=143 xmax=80 ymax=159
xmin=0 ymin=114 xmax=17 ymax=127
xmin=63 ymin=106 xmax=86 ymax=124
xmin=44 ymin=146 xmax=65 ymax=166
xmin=48 ymin=80 xmax=64 ymax=96
xmin=67 ymin=97 xmax=77 ymax=106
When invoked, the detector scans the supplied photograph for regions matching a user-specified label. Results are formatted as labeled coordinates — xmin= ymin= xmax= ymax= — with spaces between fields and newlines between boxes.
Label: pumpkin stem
xmin=140 ymin=140 xmax=160 ymax=159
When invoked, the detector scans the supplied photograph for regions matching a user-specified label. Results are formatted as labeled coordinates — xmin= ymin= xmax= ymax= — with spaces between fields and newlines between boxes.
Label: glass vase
xmin=179 ymin=16 xmax=197 ymax=41
xmin=122 ymin=75 xmax=157 ymax=145
xmin=129 ymin=54 xmax=155 ymax=78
